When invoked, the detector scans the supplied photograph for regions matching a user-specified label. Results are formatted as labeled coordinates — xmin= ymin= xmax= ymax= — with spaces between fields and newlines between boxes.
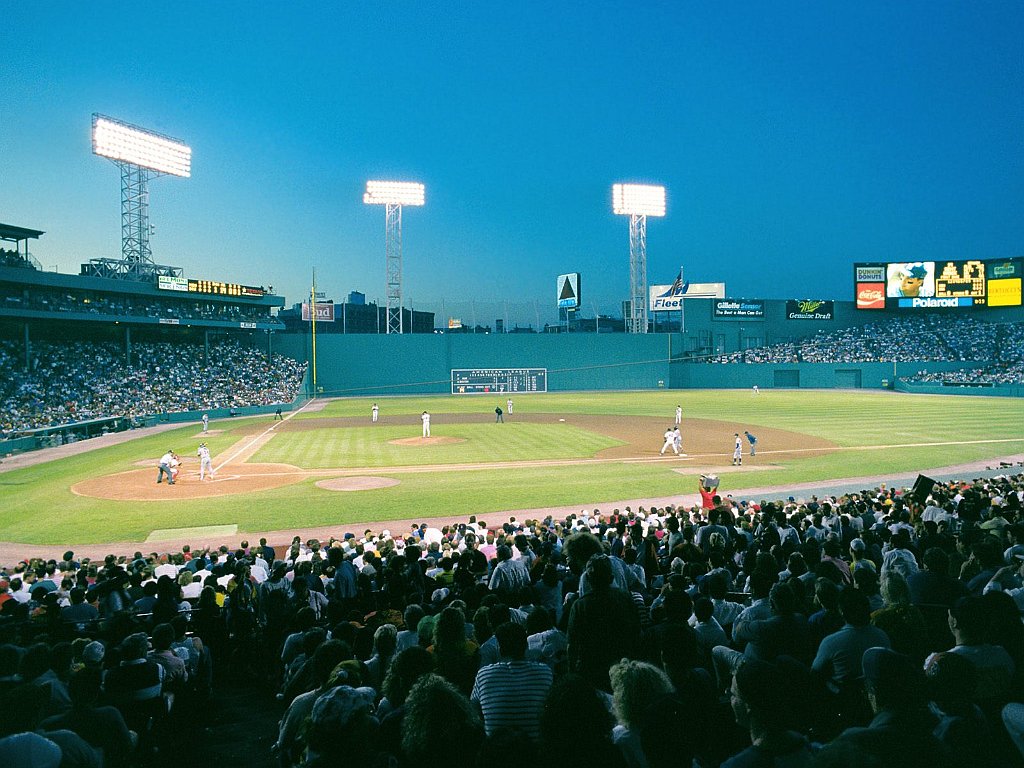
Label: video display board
xmin=854 ymin=258 xmax=1022 ymax=310
xmin=451 ymin=368 xmax=547 ymax=394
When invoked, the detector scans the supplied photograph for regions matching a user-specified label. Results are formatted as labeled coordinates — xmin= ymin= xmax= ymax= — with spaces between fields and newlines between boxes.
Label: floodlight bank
xmin=91 ymin=116 xmax=192 ymax=178
xmin=612 ymin=183 xmax=666 ymax=217
xmin=363 ymin=180 xmax=426 ymax=206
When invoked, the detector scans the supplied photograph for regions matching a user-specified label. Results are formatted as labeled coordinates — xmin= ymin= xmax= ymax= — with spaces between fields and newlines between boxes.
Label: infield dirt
xmin=70 ymin=414 xmax=835 ymax=502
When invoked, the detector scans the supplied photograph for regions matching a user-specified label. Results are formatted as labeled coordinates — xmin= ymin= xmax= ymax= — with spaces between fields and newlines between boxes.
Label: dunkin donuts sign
xmin=856 ymin=283 xmax=885 ymax=310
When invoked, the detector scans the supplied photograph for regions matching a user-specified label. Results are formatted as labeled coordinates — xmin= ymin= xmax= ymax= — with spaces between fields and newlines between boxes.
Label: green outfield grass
xmin=252 ymin=422 xmax=623 ymax=467
xmin=1 ymin=389 xmax=1022 ymax=545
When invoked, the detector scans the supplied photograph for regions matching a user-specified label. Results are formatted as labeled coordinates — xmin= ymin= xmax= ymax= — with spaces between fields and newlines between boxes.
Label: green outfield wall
xmin=274 ymin=333 xmax=673 ymax=395
xmin=273 ymin=332 xmax=1017 ymax=396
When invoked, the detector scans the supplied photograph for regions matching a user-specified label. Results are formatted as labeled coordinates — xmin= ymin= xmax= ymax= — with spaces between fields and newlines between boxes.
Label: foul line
xmin=212 ymin=400 xmax=318 ymax=474
xmin=209 ymin=435 xmax=1024 ymax=479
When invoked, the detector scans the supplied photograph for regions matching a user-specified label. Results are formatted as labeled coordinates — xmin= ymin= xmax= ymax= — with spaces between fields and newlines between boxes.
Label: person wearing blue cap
xmin=891 ymin=262 xmax=929 ymax=297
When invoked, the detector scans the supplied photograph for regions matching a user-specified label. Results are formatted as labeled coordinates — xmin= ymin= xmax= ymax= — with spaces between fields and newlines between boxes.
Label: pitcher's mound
xmin=389 ymin=436 xmax=465 ymax=446
xmin=316 ymin=477 xmax=401 ymax=491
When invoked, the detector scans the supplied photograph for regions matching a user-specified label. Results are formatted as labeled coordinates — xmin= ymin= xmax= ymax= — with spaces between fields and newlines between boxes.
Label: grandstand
xmin=0 ymin=222 xmax=307 ymax=447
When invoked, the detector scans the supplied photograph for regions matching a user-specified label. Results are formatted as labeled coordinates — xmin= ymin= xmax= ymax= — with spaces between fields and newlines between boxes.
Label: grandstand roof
xmin=0 ymin=223 xmax=45 ymax=242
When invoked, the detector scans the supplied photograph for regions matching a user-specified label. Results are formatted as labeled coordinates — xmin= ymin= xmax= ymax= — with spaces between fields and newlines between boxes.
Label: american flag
xmin=669 ymin=270 xmax=688 ymax=296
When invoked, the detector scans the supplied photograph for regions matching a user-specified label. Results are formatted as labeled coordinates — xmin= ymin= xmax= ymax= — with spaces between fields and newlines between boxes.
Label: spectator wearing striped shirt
xmin=470 ymin=622 xmax=552 ymax=741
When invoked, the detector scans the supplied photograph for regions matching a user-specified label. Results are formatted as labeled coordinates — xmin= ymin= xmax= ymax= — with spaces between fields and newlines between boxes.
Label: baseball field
xmin=2 ymin=389 xmax=1023 ymax=548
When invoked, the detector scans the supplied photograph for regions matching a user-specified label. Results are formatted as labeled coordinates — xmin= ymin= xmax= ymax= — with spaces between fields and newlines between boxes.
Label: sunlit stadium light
xmin=612 ymin=183 xmax=666 ymax=217
xmin=363 ymin=181 xmax=425 ymax=207
xmin=92 ymin=114 xmax=191 ymax=178
xmin=364 ymin=180 xmax=426 ymax=334
xmin=613 ymin=183 xmax=666 ymax=334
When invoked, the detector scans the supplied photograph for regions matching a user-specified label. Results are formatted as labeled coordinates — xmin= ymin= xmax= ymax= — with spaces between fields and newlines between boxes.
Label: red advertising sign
xmin=856 ymin=283 xmax=885 ymax=310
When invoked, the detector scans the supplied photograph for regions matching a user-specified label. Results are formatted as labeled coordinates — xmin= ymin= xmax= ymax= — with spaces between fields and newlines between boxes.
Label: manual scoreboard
xmin=451 ymin=368 xmax=547 ymax=394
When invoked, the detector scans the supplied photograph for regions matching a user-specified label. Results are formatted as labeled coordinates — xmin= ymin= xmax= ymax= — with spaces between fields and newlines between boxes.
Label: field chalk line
xmin=212 ymin=399 xmax=317 ymax=474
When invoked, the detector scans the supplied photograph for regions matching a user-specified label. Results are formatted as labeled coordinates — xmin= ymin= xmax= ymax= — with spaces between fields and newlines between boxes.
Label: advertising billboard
xmin=713 ymin=299 xmax=765 ymax=319
xmin=855 ymin=258 xmax=1022 ymax=310
xmin=556 ymin=273 xmax=580 ymax=309
xmin=649 ymin=282 xmax=726 ymax=311
xmin=301 ymin=302 xmax=335 ymax=322
xmin=786 ymin=300 xmax=834 ymax=320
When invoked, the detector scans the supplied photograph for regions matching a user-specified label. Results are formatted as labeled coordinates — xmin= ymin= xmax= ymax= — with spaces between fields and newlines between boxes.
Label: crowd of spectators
xmin=903 ymin=322 xmax=1024 ymax=386
xmin=1 ymin=286 xmax=281 ymax=325
xmin=712 ymin=316 xmax=1023 ymax=379
xmin=2 ymin=472 xmax=1023 ymax=766
xmin=0 ymin=338 xmax=307 ymax=436
xmin=0 ymin=248 xmax=28 ymax=268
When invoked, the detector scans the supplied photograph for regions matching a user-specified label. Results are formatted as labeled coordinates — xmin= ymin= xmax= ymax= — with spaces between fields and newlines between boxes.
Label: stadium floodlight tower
xmin=91 ymin=113 xmax=191 ymax=280
xmin=613 ymin=183 xmax=666 ymax=334
xmin=363 ymin=180 xmax=425 ymax=334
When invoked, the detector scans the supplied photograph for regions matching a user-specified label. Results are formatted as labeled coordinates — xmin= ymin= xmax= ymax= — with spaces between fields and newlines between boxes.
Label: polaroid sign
xmin=556 ymin=273 xmax=580 ymax=309
xmin=786 ymin=299 xmax=834 ymax=320
xmin=713 ymin=299 xmax=765 ymax=318
xmin=898 ymin=297 xmax=972 ymax=309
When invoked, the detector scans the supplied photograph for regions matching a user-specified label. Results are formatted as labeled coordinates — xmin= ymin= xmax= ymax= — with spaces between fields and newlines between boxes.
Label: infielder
xmin=660 ymin=427 xmax=679 ymax=455
xmin=372 ymin=403 xmax=379 ymax=423
xmin=673 ymin=426 xmax=684 ymax=455
xmin=198 ymin=442 xmax=215 ymax=481
xmin=675 ymin=405 xmax=682 ymax=425
xmin=421 ymin=411 xmax=431 ymax=438
xmin=507 ymin=398 xmax=514 ymax=415
xmin=733 ymin=433 xmax=743 ymax=466
xmin=201 ymin=413 xmax=209 ymax=432
xmin=157 ymin=450 xmax=176 ymax=485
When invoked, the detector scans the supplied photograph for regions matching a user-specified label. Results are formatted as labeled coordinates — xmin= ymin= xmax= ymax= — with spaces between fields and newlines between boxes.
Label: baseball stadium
xmin=5 ymin=10 xmax=1024 ymax=766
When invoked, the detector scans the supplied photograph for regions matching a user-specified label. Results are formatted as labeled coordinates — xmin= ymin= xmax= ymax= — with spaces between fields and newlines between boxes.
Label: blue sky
xmin=2 ymin=3 xmax=1023 ymax=325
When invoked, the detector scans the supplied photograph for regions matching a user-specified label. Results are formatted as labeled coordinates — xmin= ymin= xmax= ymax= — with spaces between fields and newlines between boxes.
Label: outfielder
xmin=372 ymin=403 xmax=379 ymax=423
xmin=507 ymin=398 xmax=514 ymax=415
xmin=198 ymin=442 xmax=215 ymax=481
xmin=733 ymin=433 xmax=743 ymax=466
xmin=421 ymin=411 xmax=431 ymax=438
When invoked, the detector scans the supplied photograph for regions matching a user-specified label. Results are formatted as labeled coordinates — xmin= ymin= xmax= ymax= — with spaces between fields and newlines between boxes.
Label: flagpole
xmin=311 ymin=268 xmax=318 ymax=398
xmin=679 ymin=265 xmax=685 ymax=346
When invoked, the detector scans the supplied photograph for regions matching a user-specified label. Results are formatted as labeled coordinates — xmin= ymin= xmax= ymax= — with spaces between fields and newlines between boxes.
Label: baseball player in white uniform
xmin=675 ymin=405 xmax=682 ymax=425
xmin=202 ymin=413 xmax=209 ymax=432
xmin=507 ymin=398 xmax=513 ymax=415
xmin=660 ymin=427 xmax=679 ymax=455
xmin=673 ymin=426 xmax=684 ymax=455
xmin=198 ymin=442 xmax=215 ymax=481
xmin=733 ymin=433 xmax=743 ymax=466
xmin=421 ymin=411 xmax=431 ymax=438
xmin=372 ymin=403 xmax=379 ymax=423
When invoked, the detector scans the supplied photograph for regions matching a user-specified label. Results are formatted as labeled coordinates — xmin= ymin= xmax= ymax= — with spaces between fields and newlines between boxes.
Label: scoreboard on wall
xmin=854 ymin=258 xmax=1022 ymax=310
xmin=157 ymin=275 xmax=266 ymax=298
xmin=451 ymin=368 xmax=548 ymax=394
